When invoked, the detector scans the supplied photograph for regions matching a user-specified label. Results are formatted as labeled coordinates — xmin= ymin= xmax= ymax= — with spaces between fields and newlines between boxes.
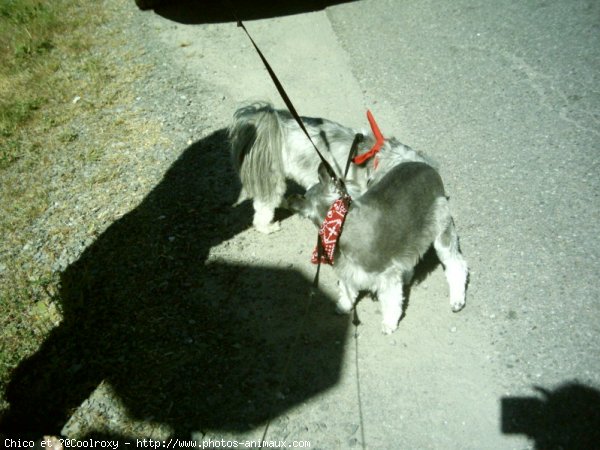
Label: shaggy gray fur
xmin=228 ymin=101 xmax=440 ymax=234
xmin=228 ymin=102 xmax=372 ymax=232
xmin=290 ymin=161 xmax=468 ymax=334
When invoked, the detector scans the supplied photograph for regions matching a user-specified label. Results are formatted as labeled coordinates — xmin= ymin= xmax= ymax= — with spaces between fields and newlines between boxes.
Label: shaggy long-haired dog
xmin=230 ymin=102 xmax=434 ymax=234
xmin=228 ymin=102 xmax=370 ymax=233
xmin=289 ymin=158 xmax=468 ymax=334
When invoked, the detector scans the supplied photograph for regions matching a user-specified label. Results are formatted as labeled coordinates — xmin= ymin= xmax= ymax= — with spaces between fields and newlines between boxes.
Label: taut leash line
xmin=233 ymin=16 xmax=342 ymax=186
xmin=226 ymin=4 xmax=368 ymax=447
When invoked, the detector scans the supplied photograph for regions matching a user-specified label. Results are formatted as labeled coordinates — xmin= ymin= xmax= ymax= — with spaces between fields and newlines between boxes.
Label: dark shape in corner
xmin=501 ymin=381 xmax=600 ymax=450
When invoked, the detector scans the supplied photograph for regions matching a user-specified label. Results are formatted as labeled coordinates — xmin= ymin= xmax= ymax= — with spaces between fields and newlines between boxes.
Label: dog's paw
xmin=450 ymin=297 xmax=465 ymax=312
xmin=255 ymin=221 xmax=281 ymax=234
xmin=381 ymin=321 xmax=398 ymax=335
xmin=335 ymin=298 xmax=353 ymax=315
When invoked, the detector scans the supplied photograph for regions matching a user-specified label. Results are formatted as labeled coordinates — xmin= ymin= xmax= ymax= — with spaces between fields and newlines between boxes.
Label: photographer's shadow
xmin=2 ymin=128 xmax=347 ymax=437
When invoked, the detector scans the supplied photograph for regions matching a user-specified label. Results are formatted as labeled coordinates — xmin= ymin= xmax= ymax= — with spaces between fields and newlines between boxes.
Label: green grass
xmin=0 ymin=0 xmax=110 ymax=413
xmin=0 ymin=0 xmax=170 ymax=425
xmin=1 ymin=0 xmax=60 ymax=143
xmin=0 ymin=0 xmax=95 ymax=238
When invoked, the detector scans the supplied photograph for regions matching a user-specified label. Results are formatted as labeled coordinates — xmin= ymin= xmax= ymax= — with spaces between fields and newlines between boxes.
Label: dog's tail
xmin=228 ymin=102 xmax=286 ymax=203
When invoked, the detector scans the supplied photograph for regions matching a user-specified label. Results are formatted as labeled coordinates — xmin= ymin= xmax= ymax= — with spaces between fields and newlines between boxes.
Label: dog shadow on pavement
xmin=1 ymin=129 xmax=348 ymax=438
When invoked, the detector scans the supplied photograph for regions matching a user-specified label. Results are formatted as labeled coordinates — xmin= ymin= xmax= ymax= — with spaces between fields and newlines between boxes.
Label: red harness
xmin=352 ymin=110 xmax=385 ymax=168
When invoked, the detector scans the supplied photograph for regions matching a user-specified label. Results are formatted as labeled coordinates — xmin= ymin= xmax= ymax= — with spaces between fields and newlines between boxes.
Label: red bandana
xmin=352 ymin=110 xmax=384 ymax=167
xmin=311 ymin=195 xmax=351 ymax=265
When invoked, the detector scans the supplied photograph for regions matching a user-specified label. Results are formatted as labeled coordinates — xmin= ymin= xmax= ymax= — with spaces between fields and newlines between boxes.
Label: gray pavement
xmin=151 ymin=0 xmax=599 ymax=447
xmin=327 ymin=0 xmax=600 ymax=447
xmin=62 ymin=1 xmax=600 ymax=448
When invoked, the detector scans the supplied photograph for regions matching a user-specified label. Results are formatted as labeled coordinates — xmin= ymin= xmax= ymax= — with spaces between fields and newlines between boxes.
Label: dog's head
xmin=288 ymin=163 xmax=341 ymax=226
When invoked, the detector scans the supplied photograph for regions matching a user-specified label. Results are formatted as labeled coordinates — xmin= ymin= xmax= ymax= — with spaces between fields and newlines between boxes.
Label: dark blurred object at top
xmin=136 ymin=0 xmax=162 ymax=10
xmin=134 ymin=0 xmax=355 ymax=24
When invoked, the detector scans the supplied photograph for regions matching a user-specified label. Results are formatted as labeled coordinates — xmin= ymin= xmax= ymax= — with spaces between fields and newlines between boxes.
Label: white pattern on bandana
xmin=311 ymin=195 xmax=351 ymax=265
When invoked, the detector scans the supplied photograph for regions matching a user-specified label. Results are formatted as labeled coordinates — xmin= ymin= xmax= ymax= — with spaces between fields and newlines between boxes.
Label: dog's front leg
xmin=336 ymin=279 xmax=357 ymax=314
xmin=378 ymin=283 xmax=404 ymax=334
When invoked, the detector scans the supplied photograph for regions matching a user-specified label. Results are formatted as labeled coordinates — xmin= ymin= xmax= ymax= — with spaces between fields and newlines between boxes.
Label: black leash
xmin=311 ymin=131 xmax=362 ymax=285
xmin=352 ymin=305 xmax=366 ymax=450
xmin=233 ymin=17 xmax=344 ymax=188
xmin=345 ymin=133 xmax=364 ymax=179
xmin=233 ymin=11 xmax=366 ymax=292
xmin=229 ymin=7 xmax=367 ymax=447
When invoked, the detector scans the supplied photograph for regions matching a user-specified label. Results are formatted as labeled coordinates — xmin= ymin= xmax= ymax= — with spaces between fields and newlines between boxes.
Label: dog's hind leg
xmin=252 ymin=198 xmax=281 ymax=234
xmin=378 ymin=282 xmax=405 ymax=335
xmin=250 ymin=177 xmax=286 ymax=234
xmin=434 ymin=219 xmax=468 ymax=312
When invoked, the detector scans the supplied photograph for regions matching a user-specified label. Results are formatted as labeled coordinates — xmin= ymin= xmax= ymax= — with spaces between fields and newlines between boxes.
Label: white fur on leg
xmin=336 ymin=279 xmax=357 ymax=314
xmin=434 ymin=227 xmax=468 ymax=312
xmin=252 ymin=199 xmax=280 ymax=234
xmin=378 ymin=283 xmax=404 ymax=334
xmin=444 ymin=257 xmax=468 ymax=312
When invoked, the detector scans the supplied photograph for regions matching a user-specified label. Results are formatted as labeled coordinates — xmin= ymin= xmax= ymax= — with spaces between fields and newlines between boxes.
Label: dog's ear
xmin=317 ymin=162 xmax=332 ymax=186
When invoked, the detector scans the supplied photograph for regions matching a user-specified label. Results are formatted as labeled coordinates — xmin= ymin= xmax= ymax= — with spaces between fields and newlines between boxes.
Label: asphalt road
xmin=143 ymin=0 xmax=600 ymax=447
xmin=326 ymin=0 xmax=600 ymax=447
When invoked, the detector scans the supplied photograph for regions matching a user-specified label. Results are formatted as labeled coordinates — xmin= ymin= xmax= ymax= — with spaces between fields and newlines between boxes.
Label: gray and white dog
xmin=228 ymin=102 xmax=373 ymax=233
xmin=289 ymin=157 xmax=468 ymax=334
xmin=228 ymin=101 xmax=437 ymax=233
